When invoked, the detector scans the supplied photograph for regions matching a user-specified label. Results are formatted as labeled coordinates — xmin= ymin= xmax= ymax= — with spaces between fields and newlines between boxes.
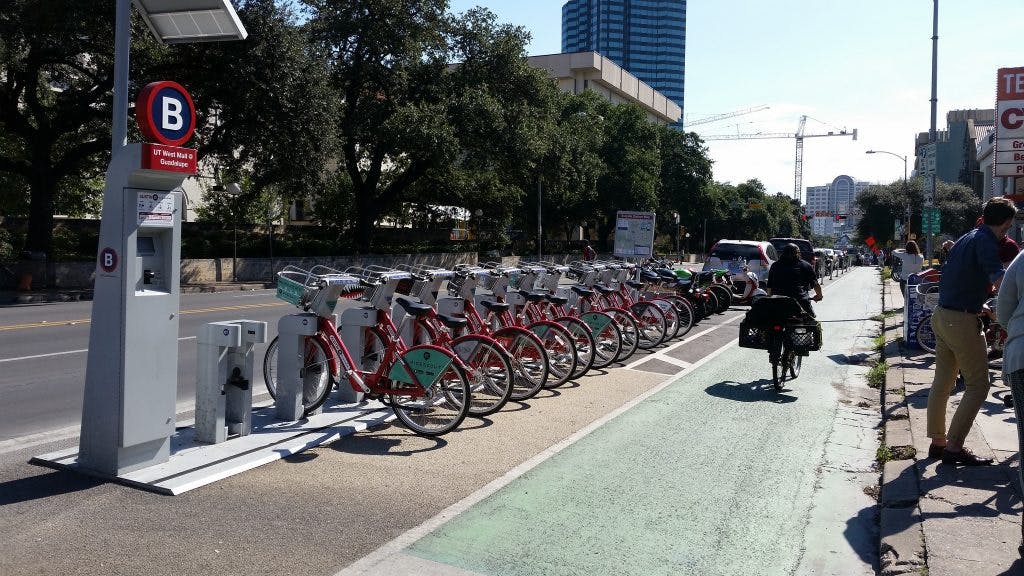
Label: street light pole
xmin=537 ymin=178 xmax=543 ymax=261
xmin=865 ymin=150 xmax=910 ymax=240
xmin=927 ymin=0 xmax=939 ymax=261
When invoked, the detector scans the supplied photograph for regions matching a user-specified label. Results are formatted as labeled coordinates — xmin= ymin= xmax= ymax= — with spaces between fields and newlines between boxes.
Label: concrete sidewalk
xmin=879 ymin=278 xmax=1023 ymax=576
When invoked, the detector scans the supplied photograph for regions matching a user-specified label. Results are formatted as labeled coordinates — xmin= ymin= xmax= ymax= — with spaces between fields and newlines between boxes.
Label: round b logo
xmin=136 ymin=81 xmax=196 ymax=146
xmin=99 ymin=247 xmax=119 ymax=273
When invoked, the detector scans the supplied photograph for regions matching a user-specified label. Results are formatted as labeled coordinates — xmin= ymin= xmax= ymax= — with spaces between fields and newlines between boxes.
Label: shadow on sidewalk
xmin=0 ymin=469 xmax=102 ymax=506
xmin=327 ymin=424 xmax=446 ymax=457
xmin=705 ymin=380 xmax=798 ymax=403
xmin=844 ymin=505 xmax=881 ymax=570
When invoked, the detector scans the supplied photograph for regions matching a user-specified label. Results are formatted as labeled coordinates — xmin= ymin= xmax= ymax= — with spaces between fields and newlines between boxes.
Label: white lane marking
xmin=336 ymin=331 xmax=743 ymax=576
xmin=0 ymin=336 xmax=198 ymax=364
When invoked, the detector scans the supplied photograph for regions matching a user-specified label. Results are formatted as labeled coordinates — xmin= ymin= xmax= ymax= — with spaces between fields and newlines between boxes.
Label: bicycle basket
xmin=447 ymin=273 xmax=467 ymax=297
xmin=738 ymin=320 xmax=773 ymax=350
xmin=785 ymin=321 xmax=823 ymax=353
xmin=394 ymin=277 xmax=416 ymax=296
xmin=276 ymin=273 xmax=309 ymax=308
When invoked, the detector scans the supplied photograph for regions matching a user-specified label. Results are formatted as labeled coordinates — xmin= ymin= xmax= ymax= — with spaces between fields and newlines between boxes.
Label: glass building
xmin=561 ymin=0 xmax=687 ymax=116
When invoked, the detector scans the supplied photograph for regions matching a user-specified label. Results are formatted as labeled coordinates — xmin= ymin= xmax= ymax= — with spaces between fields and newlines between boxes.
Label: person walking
xmin=995 ymin=237 xmax=1024 ymax=555
xmin=582 ymin=242 xmax=597 ymax=261
xmin=926 ymin=197 xmax=1017 ymax=466
xmin=765 ymin=243 xmax=822 ymax=317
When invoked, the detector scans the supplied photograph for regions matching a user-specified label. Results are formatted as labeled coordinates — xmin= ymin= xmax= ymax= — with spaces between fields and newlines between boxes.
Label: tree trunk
xmin=24 ymin=168 xmax=57 ymax=289
xmin=352 ymin=184 xmax=378 ymax=253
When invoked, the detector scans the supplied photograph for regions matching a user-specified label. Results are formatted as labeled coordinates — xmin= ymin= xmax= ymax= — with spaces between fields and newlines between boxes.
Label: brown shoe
xmin=941 ymin=447 xmax=994 ymax=466
xmin=927 ymin=444 xmax=944 ymax=459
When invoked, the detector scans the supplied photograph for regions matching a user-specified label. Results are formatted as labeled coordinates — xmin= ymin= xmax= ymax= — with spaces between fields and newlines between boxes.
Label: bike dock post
xmin=338 ymin=308 xmax=374 ymax=403
xmin=276 ymin=314 xmax=320 ymax=421
xmin=195 ymin=320 xmax=267 ymax=444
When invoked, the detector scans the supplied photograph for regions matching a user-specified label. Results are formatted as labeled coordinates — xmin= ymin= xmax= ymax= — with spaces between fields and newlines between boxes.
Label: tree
xmin=593 ymin=100 xmax=661 ymax=249
xmin=657 ymin=127 xmax=712 ymax=252
xmin=304 ymin=1 xmax=555 ymax=251
xmin=855 ymin=177 xmax=980 ymax=246
xmin=0 ymin=0 xmax=131 ymax=258
xmin=0 ymin=0 xmax=336 ymax=260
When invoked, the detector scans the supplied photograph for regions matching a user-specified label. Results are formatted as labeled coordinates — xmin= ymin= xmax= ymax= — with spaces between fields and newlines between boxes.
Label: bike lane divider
xmin=337 ymin=267 xmax=878 ymax=576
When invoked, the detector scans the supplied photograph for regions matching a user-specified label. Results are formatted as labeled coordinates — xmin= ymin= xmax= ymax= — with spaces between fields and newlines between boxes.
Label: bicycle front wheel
xmin=606 ymin=308 xmax=639 ymax=362
xmin=789 ymin=353 xmax=802 ymax=379
xmin=557 ymin=316 xmax=596 ymax=379
xmin=388 ymin=349 xmax=470 ymax=436
xmin=529 ymin=321 xmax=579 ymax=388
xmin=583 ymin=311 xmax=622 ymax=369
xmin=708 ymin=285 xmax=732 ymax=313
xmin=451 ymin=335 xmax=514 ymax=417
xmin=630 ymin=301 xmax=668 ymax=349
xmin=263 ymin=335 xmax=335 ymax=416
xmin=493 ymin=327 xmax=549 ymax=401
xmin=916 ymin=314 xmax=936 ymax=353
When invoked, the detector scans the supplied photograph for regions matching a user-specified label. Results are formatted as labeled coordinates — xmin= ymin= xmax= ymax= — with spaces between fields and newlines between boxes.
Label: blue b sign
xmin=135 ymin=81 xmax=196 ymax=147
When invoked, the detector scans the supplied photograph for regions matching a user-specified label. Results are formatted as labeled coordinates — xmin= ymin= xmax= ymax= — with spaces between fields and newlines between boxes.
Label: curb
xmin=877 ymin=281 xmax=929 ymax=576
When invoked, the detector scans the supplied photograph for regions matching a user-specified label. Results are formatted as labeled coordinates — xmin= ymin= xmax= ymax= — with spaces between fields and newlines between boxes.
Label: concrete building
xmin=527 ymin=51 xmax=681 ymax=124
xmin=804 ymin=175 xmax=871 ymax=237
xmin=915 ymin=109 xmax=994 ymax=196
xmin=561 ymin=0 xmax=687 ymax=120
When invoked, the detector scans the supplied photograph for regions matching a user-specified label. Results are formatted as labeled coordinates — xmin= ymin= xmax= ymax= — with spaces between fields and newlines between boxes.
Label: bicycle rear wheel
xmin=493 ymin=327 xmax=549 ymax=401
xmin=388 ymin=348 xmax=470 ymax=436
xmin=451 ymin=334 xmax=514 ymax=417
xmin=789 ymin=353 xmax=802 ymax=380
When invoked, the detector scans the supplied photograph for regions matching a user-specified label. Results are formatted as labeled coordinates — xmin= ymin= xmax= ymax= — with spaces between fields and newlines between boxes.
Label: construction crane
xmin=685 ymin=105 xmax=770 ymax=127
xmin=702 ymin=115 xmax=858 ymax=203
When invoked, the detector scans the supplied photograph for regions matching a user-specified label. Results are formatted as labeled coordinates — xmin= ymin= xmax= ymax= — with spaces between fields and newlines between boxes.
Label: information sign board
xmin=613 ymin=211 xmax=656 ymax=258
xmin=995 ymin=67 xmax=1024 ymax=178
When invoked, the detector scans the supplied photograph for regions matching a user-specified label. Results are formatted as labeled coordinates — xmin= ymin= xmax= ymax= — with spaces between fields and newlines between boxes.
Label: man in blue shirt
xmin=927 ymin=197 xmax=1016 ymax=466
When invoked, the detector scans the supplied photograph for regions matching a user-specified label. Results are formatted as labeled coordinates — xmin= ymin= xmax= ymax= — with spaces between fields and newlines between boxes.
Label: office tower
xmin=562 ymin=0 xmax=686 ymax=117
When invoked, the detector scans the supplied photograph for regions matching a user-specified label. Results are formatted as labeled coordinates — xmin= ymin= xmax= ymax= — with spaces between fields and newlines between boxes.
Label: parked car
xmin=703 ymin=240 xmax=778 ymax=282
xmin=768 ymin=237 xmax=816 ymax=270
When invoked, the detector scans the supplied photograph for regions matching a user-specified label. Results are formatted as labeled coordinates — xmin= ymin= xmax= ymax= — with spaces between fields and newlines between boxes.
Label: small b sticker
xmin=99 ymin=247 xmax=119 ymax=273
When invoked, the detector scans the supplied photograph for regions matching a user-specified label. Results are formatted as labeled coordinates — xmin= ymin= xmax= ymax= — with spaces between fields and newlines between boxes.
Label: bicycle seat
xmin=571 ymin=286 xmax=594 ymax=297
xmin=480 ymin=300 xmax=511 ymax=314
xmin=395 ymin=297 xmax=433 ymax=317
xmin=626 ymin=280 xmax=645 ymax=290
xmin=545 ymin=294 xmax=569 ymax=306
xmin=517 ymin=290 xmax=547 ymax=303
xmin=593 ymin=284 xmax=616 ymax=295
xmin=437 ymin=314 xmax=468 ymax=330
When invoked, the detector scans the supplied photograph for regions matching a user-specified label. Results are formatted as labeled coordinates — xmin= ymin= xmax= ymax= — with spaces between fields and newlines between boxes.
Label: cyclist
xmin=766 ymin=243 xmax=823 ymax=317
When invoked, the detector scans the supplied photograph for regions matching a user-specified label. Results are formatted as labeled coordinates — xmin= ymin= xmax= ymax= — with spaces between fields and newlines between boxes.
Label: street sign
xmin=995 ymin=67 xmax=1024 ymax=178
xmin=920 ymin=143 xmax=937 ymax=175
xmin=923 ymin=174 xmax=935 ymax=204
xmin=921 ymin=207 xmax=941 ymax=234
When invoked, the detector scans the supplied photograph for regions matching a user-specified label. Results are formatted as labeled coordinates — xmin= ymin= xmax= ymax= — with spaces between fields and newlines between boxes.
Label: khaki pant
xmin=926 ymin=307 xmax=991 ymax=445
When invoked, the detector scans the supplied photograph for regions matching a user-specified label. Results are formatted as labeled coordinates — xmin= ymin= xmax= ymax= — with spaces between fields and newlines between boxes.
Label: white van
xmin=703 ymin=240 xmax=778 ymax=282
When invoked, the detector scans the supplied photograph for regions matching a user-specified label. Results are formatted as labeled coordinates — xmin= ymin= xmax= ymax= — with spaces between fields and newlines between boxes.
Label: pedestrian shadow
xmin=843 ymin=505 xmax=880 ymax=570
xmin=0 ymin=469 xmax=103 ymax=506
xmin=919 ymin=462 xmax=1021 ymax=518
xmin=999 ymin=558 xmax=1024 ymax=575
xmin=705 ymin=380 xmax=798 ymax=403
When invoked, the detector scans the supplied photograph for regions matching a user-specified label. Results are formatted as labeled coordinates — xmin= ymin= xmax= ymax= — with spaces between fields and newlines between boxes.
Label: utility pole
xmin=926 ymin=0 xmax=939 ymax=262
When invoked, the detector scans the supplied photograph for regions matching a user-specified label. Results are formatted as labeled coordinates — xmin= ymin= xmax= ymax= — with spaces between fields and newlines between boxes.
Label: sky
xmin=447 ymin=0 xmax=1021 ymax=200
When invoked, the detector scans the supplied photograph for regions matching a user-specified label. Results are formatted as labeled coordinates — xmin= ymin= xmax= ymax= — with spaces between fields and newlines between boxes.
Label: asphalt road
xmin=0 ymin=289 xmax=288 ymax=441
xmin=0 ymin=266 xmax=880 ymax=576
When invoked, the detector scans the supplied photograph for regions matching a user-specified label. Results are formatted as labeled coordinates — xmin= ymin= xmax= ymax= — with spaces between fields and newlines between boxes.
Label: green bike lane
xmin=341 ymin=267 xmax=882 ymax=576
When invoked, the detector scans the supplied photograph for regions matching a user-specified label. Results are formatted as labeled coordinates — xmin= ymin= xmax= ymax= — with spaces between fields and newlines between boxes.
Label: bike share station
xmin=31 ymin=1 xmax=394 ymax=495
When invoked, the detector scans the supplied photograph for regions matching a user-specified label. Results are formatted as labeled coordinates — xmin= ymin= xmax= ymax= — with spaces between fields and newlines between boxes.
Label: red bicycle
xmin=263 ymin=266 xmax=471 ymax=436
